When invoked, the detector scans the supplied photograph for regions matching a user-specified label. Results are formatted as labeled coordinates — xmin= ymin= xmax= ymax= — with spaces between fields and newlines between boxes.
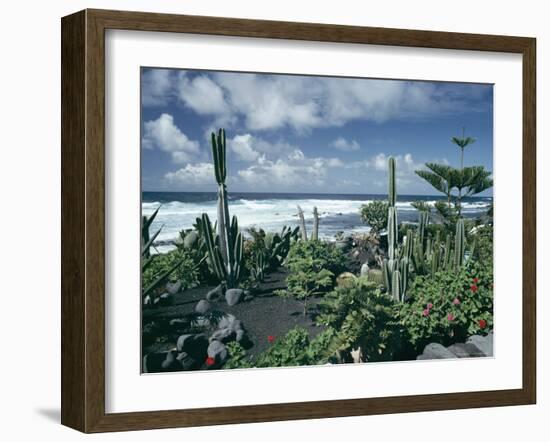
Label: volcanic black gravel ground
xmin=143 ymin=268 xmax=326 ymax=359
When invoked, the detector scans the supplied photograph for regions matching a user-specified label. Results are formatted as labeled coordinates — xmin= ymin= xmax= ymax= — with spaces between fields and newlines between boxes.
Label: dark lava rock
xmin=177 ymin=352 xmax=201 ymax=370
xmin=176 ymin=333 xmax=208 ymax=359
xmin=165 ymin=280 xmax=182 ymax=295
xmin=225 ymin=288 xmax=244 ymax=306
xmin=206 ymin=285 xmax=224 ymax=302
xmin=161 ymin=350 xmax=182 ymax=371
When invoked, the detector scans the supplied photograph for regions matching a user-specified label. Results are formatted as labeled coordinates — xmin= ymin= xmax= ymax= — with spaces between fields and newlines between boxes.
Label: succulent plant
xmin=200 ymin=129 xmax=244 ymax=288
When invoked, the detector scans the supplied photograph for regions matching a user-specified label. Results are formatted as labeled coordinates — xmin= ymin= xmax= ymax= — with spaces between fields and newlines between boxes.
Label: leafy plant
xmin=359 ymin=200 xmax=388 ymax=234
xmin=316 ymin=279 xmax=400 ymax=362
xmin=142 ymin=248 xmax=199 ymax=296
xmin=398 ymin=261 xmax=493 ymax=352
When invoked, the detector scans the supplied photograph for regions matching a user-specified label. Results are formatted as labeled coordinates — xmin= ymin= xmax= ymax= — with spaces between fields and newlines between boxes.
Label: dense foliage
xmin=398 ymin=261 xmax=493 ymax=352
xmin=317 ymin=278 xmax=400 ymax=362
xmin=142 ymin=248 xmax=199 ymax=293
xmin=359 ymin=200 xmax=389 ymax=233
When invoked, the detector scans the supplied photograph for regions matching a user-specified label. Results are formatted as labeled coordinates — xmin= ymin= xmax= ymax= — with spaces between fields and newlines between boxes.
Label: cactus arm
xmin=297 ymin=205 xmax=308 ymax=241
xmin=312 ymin=206 xmax=319 ymax=241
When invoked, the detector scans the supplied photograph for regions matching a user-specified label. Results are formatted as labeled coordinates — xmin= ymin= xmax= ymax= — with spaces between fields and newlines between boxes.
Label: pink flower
xmin=426 ymin=303 xmax=433 ymax=310
xmin=447 ymin=313 xmax=455 ymax=321
xmin=422 ymin=309 xmax=430 ymax=317
xmin=453 ymin=298 xmax=461 ymax=305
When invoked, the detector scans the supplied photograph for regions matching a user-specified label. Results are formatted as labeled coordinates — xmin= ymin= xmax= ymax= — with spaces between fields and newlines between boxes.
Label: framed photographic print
xmin=61 ymin=9 xmax=536 ymax=433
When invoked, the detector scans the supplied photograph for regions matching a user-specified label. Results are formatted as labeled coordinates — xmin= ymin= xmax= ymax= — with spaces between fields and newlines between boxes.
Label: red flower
xmin=267 ymin=335 xmax=275 ymax=343
xmin=478 ymin=319 xmax=487 ymax=329
xmin=473 ymin=277 xmax=479 ymax=284
xmin=205 ymin=356 xmax=215 ymax=366
xmin=470 ymin=285 xmax=478 ymax=293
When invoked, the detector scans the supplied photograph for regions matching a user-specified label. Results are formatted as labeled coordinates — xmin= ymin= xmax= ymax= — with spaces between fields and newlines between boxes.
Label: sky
xmin=141 ymin=68 xmax=493 ymax=196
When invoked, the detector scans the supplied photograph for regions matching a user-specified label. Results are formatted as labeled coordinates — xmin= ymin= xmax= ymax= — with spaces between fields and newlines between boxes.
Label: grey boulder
xmin=207 ymin=340 xmax=228 ymax=365
xmin=467 ymin=333 xmax=493 ymax=357
xmin=195 ymin=299 xmax=211 ymax=314
xmin=447 ymin=343 xmax=485 ymax=358
xmin=360 ymin=263 xmax=369 ymax=277
xmin=165 ymin=280 xmax=182 ymax=295
xmin=417 ymin=343 xmax=457 ymax=360
xmin=225 ymin=288 xmax=244 ymax=306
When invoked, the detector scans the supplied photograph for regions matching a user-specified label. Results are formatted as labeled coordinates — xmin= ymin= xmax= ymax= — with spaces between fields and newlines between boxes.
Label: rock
xmin=217 ymin=314 xmax=237 ymax=330
xmin=169 ymin=318 xmax=187 ymax=328
xmin=206 ymin=285 xmax=224 ymax=302
xmin=143 ymin=352 xmax=169 ymax=373
xmin=225 ymin=288 xmax=244 ymax=306
xmin=195 ymin=299 xmax=211 ymax=314
xmin=210 ymin=328 xmax=236 ymax=343
xmin=235 ymin=329 xmax=246 ymax=342
xmin=177 ymin=352 xmax=200 ymax=370
xmin=417 ymin=343 xmax=457 ymax=360
xmin=467 ymin=333 xmax=493 ymax=357
xmin=207 ymin=340 xmax=228 ymax=364
xmin=161 ymin=350 xmax=181 ymax=371
xmin=142 ymin=322 xmax=159 ymax=346
xmin=183 ymin=231 xmax=199 ymax=249
xmin=155 ymin=292 xmax=173 ymax=306
xmin=447 ymin=343 xmax=485 ymax=358
xmin=360 ymin=263 xmax=369 ymax=277
xmin=176 ymin=334 xmax=208 ymax=359
xmin=166 ymin=280 xmax=182 ymax=295
xmin=336 ymin=272 xmax=357 ymax=288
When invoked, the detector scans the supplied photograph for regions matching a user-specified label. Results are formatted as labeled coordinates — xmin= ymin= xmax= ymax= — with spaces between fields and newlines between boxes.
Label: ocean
xmin=142 ymin=192 xmax=492 ymax=253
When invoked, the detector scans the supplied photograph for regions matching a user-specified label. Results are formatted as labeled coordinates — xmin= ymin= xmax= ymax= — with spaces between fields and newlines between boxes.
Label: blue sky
xmin=141 ymin=68 xmax=493 ymax=196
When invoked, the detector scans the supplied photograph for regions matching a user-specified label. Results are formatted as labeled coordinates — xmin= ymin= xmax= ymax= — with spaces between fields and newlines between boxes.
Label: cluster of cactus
xmin=250 ymin=250 xmax=269 ymax=282
xmin=409 ymin=215 xmax=474 ymax=276
xmin=265 ymin=225 xmax=300 ymax=268
xmin=382 ymin=157 xmax=409 ymax=302
xmin=297 ymin=205 xmax=320 ymax=241
xmin=199 ymin=129 xmax=244 ymax=289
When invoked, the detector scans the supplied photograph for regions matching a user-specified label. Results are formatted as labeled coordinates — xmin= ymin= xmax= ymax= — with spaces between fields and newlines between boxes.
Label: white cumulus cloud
xmin=142 ymin=113 xmax=200 ymax=164
xmin=331 ymin=137 xmax=360 ymax=151
xmin=164 ymin=163 xmax=215 ymax=187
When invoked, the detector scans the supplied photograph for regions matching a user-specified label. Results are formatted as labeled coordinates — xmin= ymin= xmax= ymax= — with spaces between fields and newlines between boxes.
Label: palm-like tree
xmin=415 ymin=163 xmax=457 ymax=208
xmin=451 ymin=127 xmax=476 ymax=171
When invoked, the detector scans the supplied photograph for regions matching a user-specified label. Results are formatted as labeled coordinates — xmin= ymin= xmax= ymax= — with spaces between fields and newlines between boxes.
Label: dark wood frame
xmin=61 ymin=8 xmax=536 ymax=433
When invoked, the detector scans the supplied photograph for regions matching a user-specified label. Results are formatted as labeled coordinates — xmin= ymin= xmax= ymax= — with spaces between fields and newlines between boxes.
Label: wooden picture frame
xmin=61 ymin=8 xmax=536 ymax=433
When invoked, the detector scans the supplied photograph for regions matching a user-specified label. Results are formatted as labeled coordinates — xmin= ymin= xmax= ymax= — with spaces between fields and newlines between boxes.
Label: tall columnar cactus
xmin=312 ymin=206 xmax=319 ymax=241
xmin=387 ymin=157 xmax=398 ymax=260
xmin=418 ymin=210 xmax=429 ymax=245
xmin=383 ymin=156 xmax=409 ymax=301
xmin=453 ymin=218 xmax=465 ymax=270
xmin=297 ymin=205 xmax=308 ymax=241
xmin=202 ymin=129 xmax=244 ymax=288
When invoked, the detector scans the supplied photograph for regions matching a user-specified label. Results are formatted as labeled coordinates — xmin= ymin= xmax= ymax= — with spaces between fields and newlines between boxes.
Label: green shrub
xmin=316 ymin=279 xmax=400 ymax=362
xmin=142 ymin=248 xmax=199 ymax=292
xmin=283 ymin=240 xmax=346 ymax=315
xmin=287 ymin=240 xmax=346 ymax=277
xmin=471 ymin=224 xmax=493 ymax=264
xmin=398 ymin=261 xmax=493 ymax=352
xmin=225 ymin=328 xmax=338 ymax=368
xmin=360 ymin=201 xmax=389 ymax=233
